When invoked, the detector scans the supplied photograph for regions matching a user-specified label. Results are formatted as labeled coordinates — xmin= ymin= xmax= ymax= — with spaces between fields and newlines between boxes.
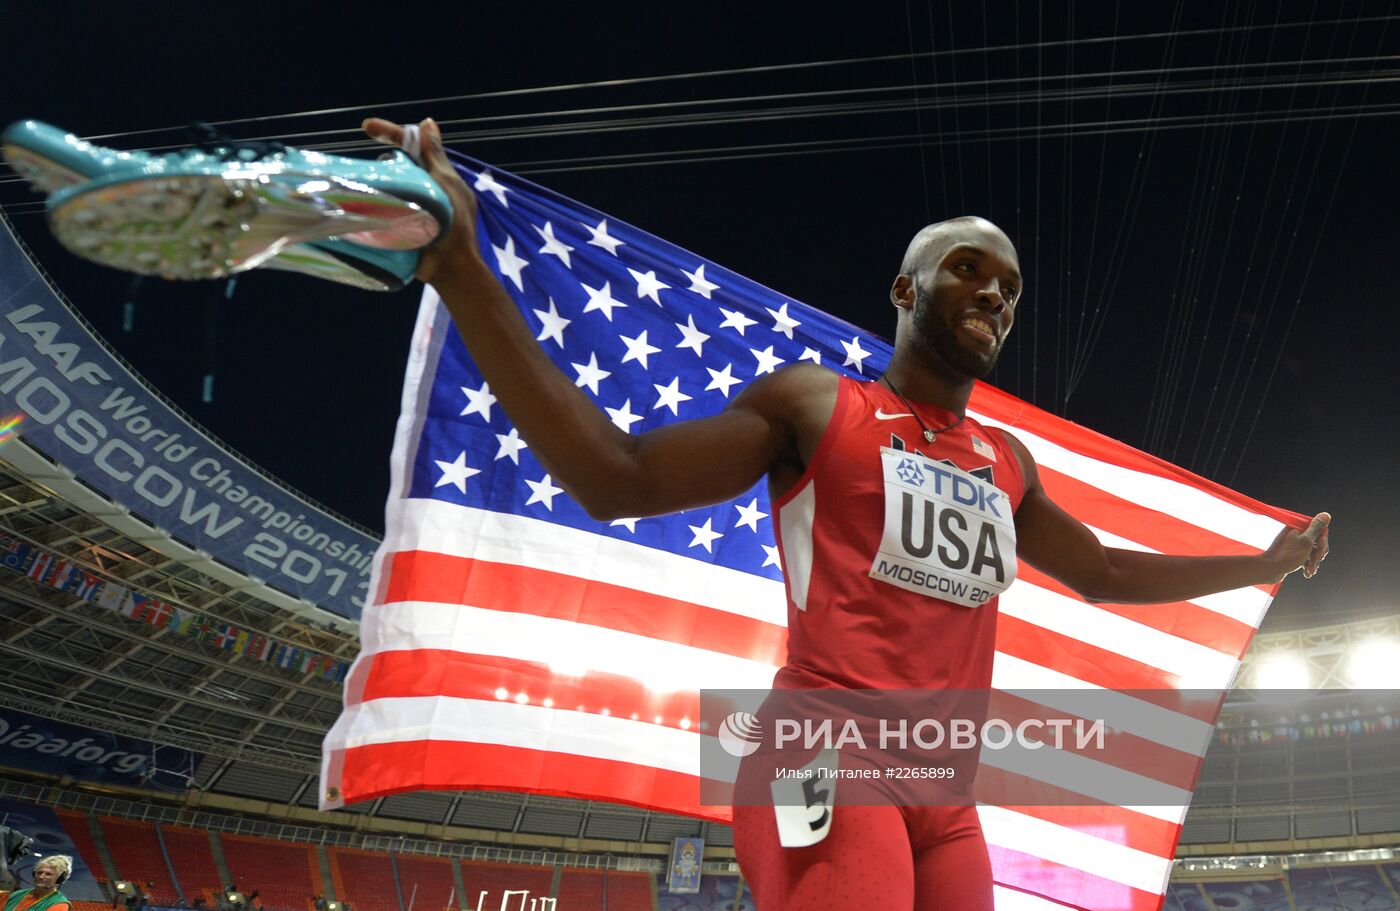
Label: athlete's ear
xmin=891 ymin=274 xmax=915 ymax=311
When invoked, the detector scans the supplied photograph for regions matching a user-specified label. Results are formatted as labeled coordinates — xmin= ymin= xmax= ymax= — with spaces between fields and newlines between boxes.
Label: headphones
xmin=37 ymin=859 xmax=71 ymax=886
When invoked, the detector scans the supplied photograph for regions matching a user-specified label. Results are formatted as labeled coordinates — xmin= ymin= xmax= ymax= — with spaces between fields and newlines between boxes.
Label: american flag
xmin=322 ymin=152 xmax=1302 ymax=911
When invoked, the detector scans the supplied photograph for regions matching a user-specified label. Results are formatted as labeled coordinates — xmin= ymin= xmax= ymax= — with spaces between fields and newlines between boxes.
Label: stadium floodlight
xmin=1254 ymin=655 xmax=1310 ymax=690
xmin=1348 ymin=639 xmax=1400 ymax=688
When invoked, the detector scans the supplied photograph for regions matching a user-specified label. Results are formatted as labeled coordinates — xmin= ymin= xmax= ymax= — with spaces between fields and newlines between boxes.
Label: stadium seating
xmin=97 ymin=817 xmax=181 ymax=905
xmin=69 ymin=901 xmax=114 ymax=911
xmin=601 ymin=871 xmax=653 ymax=911
xmin=327 ymin=848 xmax=398 ymax=911
xmin=53 ymin=809 xmax=107 ymax=884
xmin=555 ymin=870 xmax=603 ymax=909
xmin=220 ymin=834 xmax=319 ymax=911
xmin=159 ymin=825 xmax=225 ymax=904
xmin=457 ymin=862 xmax=551 ymax=911
xmin=556 ymin=869 xmax=652 ymax=911
xmin=391 ymin=856 xmax=455 ymax=911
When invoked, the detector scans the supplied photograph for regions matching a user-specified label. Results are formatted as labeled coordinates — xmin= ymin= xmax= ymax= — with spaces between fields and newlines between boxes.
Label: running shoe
xmin=3 ymin=120 xmax=442 ymax=288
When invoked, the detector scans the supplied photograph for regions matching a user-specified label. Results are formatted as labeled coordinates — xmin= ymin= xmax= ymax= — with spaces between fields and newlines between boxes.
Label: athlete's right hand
xmin=362 ymin=116 xmax=482 ymax=286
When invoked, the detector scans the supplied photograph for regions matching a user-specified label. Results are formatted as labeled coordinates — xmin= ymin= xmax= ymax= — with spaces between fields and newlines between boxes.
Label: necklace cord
xmin=880 ymin=376 xmax=966 ymax=442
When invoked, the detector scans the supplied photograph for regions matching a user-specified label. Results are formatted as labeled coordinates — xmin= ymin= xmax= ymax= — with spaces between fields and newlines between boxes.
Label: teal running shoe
xmin=3 ymin=120 xmax=442 ymax=288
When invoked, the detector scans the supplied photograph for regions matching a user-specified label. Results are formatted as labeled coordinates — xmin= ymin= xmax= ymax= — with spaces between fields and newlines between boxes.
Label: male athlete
xmin=364 ymin=117 xmax=1330 ymax=910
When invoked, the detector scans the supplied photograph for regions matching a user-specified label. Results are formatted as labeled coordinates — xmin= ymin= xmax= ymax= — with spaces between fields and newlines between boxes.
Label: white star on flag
xmin=582 ymin=218 xmax=624 ymax=255
xmin=605 ymin=399 xmax=644 ymax=432
xmin=534 ymin=221 xmax=575 ymax=268
xmin=628 ymin=268 xmax=671 ymax=306
xmin=704 ymin=363 xmax=743 ymax=398
xmin=473 ymin=171 xmax=510 ymax=206
xmin=653 ymin=377 xmax=692 ymax=415
xmin=610 ymin=517 xmax=639 ymax=533
xmin=687 ymin=518 xmax=724 ymax=553
xmin=718 ymin=307 xmax=758 ymax=335
xmin=581 ymin=281 xmax=627 ymax=321
xmin=750 ymin=345 xmax=785 ymax=376
xmin=533 ymin=298 xmax=571 ymax=347
xmin=620 ymin=330 xmax=662 ymax=369
xmin=841 ymin=335 xmax=872 ymax=373
xmin=761 ymin=544 xmax=782 ymax=568
xmin=799 ymin=347 xmax=823 ymax=364
xmin=733 ymin=498 xmax=769 ymax=532
xmin=524 ymin=474 xmax=564 ymax=510
xmin=433 ymin=451 xmax=481 ymax=494
xmin=674 ymin=314 xmax=710 ymax=357
xmin=460 ymin=381 xmax=497 ymax=420
xmin=682 ymin=264 xmax=720 ymax=299
xmin=492 ymin=236 xmax=529 ymax=291
xmin=766 ymin=302 xmax=802 ymax=339
xmin=494 ymin=429 xmax=528 ymax=464
xmin=571 ymin=352 xmax=611 ymax=395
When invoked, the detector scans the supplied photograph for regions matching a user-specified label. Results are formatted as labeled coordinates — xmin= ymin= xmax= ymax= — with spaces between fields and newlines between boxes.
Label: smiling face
xmin=33 ymin=862 xmax=61 ymax=892
xmin=893 ymin=217 xmax=1023 ymax=381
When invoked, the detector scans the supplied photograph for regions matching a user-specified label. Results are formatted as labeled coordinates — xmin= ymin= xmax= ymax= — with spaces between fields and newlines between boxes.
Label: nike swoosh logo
xmin=874 ymin=409 xmax=916 ymax=420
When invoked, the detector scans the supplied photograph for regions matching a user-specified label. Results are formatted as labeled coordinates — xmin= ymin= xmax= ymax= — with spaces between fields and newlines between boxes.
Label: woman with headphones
xmin=3 ymin=856 xmax=73 ymax=911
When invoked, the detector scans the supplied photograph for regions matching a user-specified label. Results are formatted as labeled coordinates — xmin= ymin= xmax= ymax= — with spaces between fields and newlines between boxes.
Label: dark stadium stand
xmin=327 ymin=847 xmax=399 ymax=911
xmin=159 ymin=825 xmax=226 ymax=904
xmin=54 ymin=809 xmax=108 ymax=885
xmin=97 ymin=817 xmax=182 ymax=905
xmin=457 ymin=862 xmax=553 ymax=911
xmin=392 ymin=855 xmax=456 ymax=911
xmin=220 ymin=834 xmax=319 ymax=911
xmin=1290 ymin=865 xmax=1398 ymax=909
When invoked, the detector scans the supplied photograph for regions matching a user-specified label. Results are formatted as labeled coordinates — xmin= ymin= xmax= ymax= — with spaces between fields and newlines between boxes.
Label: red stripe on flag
xmin=990 ymin=802 xmax=1181 ymax=860
xmin=336 ymin=739 xmax=730 ymax=822
xmin=970 ymin=382 xmax=1307 ymax=529
xmin=382 ymin=550 xmax=787 ymax=665
xmin=1033 ymin=462 xmax=1276 ymax=571
xmin=984 ymin=691 xmax=1205 ymax=787
xmin=995 ymin=614 xmax=1229 ymax=721
xmin=988 ymin=845 xmax=1166 ymax=911
xmin=355 ymin=649 xmax=731 ymax=724
xmin=1016 ymin=563 xmax=1256 ymax=657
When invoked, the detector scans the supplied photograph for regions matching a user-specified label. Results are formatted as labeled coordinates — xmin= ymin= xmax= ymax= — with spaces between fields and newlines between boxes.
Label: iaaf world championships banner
xmin=0 ymin=219 xmax=376 ymax=621
xmin=0 ymin=705 xmax=200 ymax=791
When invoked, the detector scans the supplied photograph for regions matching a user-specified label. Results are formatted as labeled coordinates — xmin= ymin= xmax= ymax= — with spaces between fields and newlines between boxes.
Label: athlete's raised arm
xmin=1000 ymin=430 xmax=1330 ymax=604
xmin=363 ymin=117 xmax=833 ymax=520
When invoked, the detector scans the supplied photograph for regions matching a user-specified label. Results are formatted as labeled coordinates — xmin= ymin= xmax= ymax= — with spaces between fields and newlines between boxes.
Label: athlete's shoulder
xmin=731 ymin=362 xmax=838 ymax=410
xmin=981 ymin=426 xmax=1038 ymax=496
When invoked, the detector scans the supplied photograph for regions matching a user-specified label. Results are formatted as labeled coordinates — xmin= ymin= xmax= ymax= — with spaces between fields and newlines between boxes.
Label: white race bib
xmin=868 ymin=447 xmax=1017 ymax=608
xmin=770 ymin=748 xmax=838 ymax=847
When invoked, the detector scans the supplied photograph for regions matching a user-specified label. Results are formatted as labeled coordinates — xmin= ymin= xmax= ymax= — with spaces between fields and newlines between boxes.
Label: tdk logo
xmin=717 ymin=712 xmax=763 ymax=757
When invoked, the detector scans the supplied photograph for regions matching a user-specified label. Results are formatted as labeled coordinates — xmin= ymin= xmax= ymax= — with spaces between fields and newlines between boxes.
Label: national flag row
xmin=1215 ymin=713 xmax=1399 ymax=747
xmin=0 ymin=532 xmax=349 ymax=681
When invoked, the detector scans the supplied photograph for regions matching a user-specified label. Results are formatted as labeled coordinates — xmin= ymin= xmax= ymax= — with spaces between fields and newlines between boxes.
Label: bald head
xmin=899 ymin=216 xmax=1018 ymax=277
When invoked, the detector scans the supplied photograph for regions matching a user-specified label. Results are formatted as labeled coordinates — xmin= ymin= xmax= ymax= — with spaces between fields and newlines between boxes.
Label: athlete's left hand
xmin=1263 ymin=512 xmax=1331 ymax=581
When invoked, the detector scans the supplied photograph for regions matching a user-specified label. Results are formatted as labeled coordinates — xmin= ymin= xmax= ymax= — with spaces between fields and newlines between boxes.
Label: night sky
xmin=5 ymin=1 xmax=1396 ymax=629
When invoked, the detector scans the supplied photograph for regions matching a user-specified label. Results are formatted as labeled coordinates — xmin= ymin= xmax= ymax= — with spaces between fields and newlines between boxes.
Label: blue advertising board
xmin=0 ymin=219 xmax=376 ymax=620
xmin=0 ymin=706 xmax=199 ymax=791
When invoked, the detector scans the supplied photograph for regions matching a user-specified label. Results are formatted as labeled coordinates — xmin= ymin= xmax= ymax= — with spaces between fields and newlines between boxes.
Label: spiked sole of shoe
xmin=49 ymin=174 xmax=435 ymax=281
xmin=3 ymin=143 xmax=90 ymax=193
